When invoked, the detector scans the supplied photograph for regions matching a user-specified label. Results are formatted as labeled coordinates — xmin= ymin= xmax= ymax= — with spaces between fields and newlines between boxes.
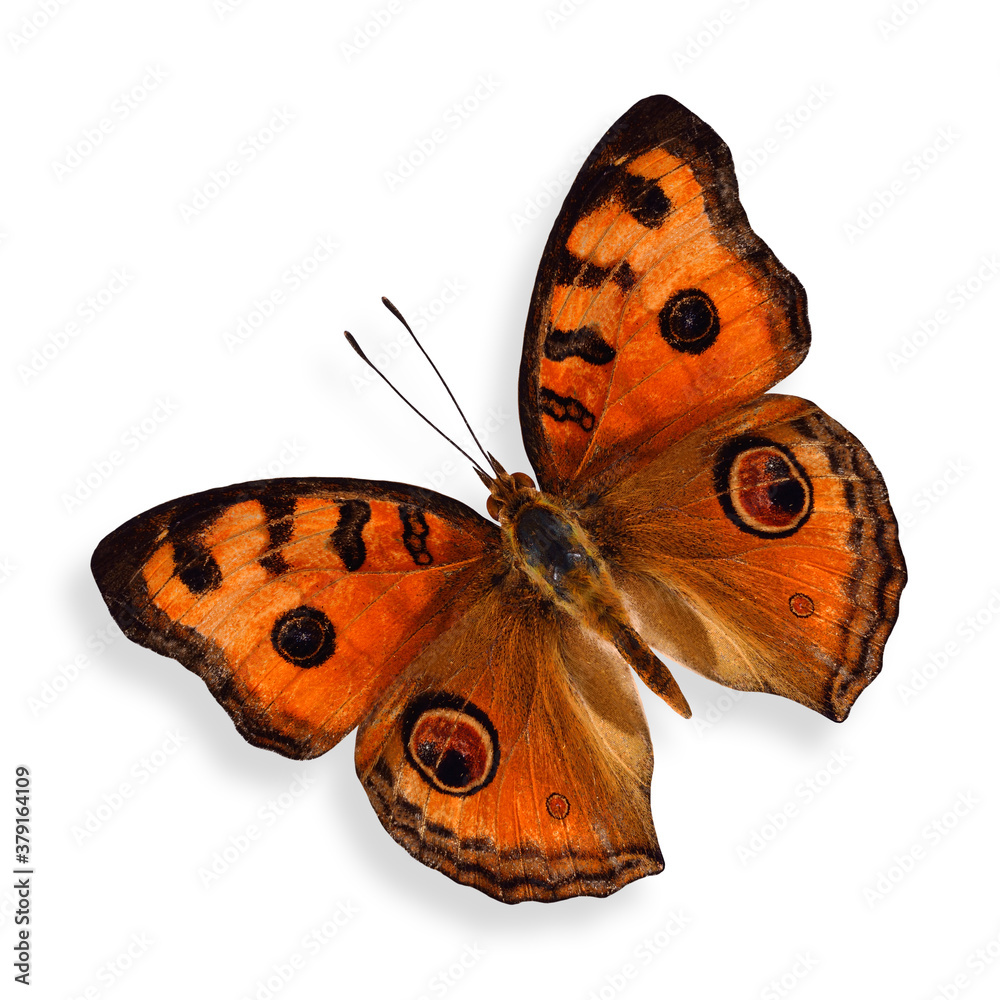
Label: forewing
xmin=92 ymin=478 xmax=499 ymax=758
xmin=520 ymin=94 xmax=809 ymax=496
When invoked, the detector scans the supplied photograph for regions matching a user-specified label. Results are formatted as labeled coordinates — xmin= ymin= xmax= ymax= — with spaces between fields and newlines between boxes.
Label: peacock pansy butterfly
xmin=92 ymin=95 xmax=906 ymax=903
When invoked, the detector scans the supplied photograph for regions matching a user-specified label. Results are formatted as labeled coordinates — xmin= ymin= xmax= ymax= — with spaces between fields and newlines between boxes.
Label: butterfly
xmin=92 ymin=95 xmax=906 ymax=904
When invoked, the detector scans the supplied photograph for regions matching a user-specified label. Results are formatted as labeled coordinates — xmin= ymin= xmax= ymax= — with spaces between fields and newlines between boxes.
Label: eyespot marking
xmin=658 ymin=288 xmax=720 ymax=354
xmin=790 ymin=593 xmax=815 ymax=618
xmin=401 ymin=693 xmax=499 ymax=797
xmin=271 ymin=605 xmax=336 ymax=668
xmin=546 ymin=792 xmax=570 ymax=820
xmin=714 ymin=437 xmax=813 ymax=538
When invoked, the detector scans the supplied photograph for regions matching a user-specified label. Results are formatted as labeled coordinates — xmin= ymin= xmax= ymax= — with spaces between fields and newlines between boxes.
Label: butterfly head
xmin=474 ymin=454 xmax=538 ymax=522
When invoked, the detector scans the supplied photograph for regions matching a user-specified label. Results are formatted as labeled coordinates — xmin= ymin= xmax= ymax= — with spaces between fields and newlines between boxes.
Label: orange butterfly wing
xmin=579 ymin=395 xmax=906 ymax=720
xmin=354 ymin=580 xmax=662 ymax=903
xmin=94 ymin=477 xmax=667 ymax=902
xmin=518 ymin=94 xmax=904 ymax=719
xmin=92 ymin=479 xmax=498 ymax=758
xmin=92 ymin=94 xmax=907 ymax=906
xmin=519 ymin=94 xmax=809 ymax=496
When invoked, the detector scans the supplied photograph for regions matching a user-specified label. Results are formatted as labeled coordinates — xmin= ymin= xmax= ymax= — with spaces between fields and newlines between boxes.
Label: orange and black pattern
xmin=92 ymin=95 xmax=906 ymax=905
xmin=519 ymin=95 xmax=810 ymax=496
xmin=92 ymin=479 xmax=498 ymax=758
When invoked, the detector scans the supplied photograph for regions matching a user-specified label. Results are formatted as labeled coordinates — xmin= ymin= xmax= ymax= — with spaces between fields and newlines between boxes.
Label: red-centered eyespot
xmin=714 ymin=437 xmax=813 ymax=539
xmin=731 ymin=448 xmax=806 ymax=528
xmin=789 ymin=593 xmax=815 ymax=618
xmin=546 ymin=792 xmax=570 ymax=820
xmin=401 ymin=694 xmax=499 ymax=796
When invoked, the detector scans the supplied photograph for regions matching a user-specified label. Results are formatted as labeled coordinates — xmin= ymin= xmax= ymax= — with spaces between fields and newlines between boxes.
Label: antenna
xmin=379 ymin=297 xmax=492 ymax=468
xmin=344 ymin=330 xmax=490 ymax=480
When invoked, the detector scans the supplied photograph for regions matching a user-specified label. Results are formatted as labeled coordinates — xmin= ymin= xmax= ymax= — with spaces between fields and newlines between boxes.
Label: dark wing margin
xmin=518 ymin=94 xmax=811 ymax=496
xmin=92 ymin=478 xmax=500 ymax=759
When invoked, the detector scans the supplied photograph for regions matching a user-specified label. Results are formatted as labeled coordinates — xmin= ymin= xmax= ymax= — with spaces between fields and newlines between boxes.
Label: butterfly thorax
xmin=485 ymin=465 xmax=692 ymax=719
xmin=507 ymin=495 xmax=607 ymax=611
xmin=481 ymin=459 xmax=605 ymax=610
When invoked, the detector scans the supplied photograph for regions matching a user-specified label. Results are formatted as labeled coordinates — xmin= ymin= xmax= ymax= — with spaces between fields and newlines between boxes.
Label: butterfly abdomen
xmin=499 ymin=491 xmax=691 ymax=718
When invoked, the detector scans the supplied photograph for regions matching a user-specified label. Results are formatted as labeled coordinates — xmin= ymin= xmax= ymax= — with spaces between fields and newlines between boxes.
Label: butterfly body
xmin=488 ymin=463 xmax=693 ymax=720
xmin=93 ymin=95 xmax=905 ymax=903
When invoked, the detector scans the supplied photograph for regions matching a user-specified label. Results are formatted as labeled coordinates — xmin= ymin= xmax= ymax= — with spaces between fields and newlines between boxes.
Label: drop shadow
xmin=723 ymin=690 xmax=832 ymax=752
xmin=66 ymin=563 xmax=299 ymax=785
xmin=325 ymin=742 xmax=671 ymax=938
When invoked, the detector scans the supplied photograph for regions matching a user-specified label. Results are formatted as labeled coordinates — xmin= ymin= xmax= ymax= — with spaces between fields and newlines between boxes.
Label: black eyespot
xmin=658 ymin=288 xmax=720 ymax=354
xmin=271 ymin=605 xmax=336 ymax=668
xmin=434 ymin=748 xmax=472 ymax=788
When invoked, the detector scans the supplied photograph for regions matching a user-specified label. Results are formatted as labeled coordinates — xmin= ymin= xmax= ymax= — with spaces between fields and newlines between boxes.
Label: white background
xmin=5 ymin=0 xmax=999 ymax=997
